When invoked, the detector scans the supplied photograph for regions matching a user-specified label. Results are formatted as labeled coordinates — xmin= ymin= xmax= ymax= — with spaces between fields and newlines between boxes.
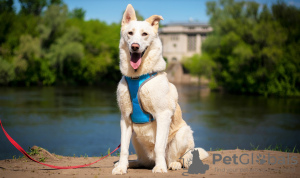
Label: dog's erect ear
xmin=122 ymin=4 xmax=137 ymax=26
xmin=145 ymin=15 xmax=164 ymax=33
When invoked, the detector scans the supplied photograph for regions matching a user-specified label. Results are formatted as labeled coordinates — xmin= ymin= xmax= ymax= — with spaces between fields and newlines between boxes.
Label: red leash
xmin=0 ymin=120 xmax=121 ymax=169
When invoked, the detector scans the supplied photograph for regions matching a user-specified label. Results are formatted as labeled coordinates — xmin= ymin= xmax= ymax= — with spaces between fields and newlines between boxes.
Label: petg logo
xmin=213 ymin=153 xmax=298 ymax=165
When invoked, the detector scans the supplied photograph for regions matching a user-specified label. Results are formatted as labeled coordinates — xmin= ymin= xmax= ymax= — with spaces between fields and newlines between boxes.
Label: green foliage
xmin=69 ymin=7 xmax=85 ymax=20
xmin=264 ymin=144 xmax=299 ymax=153
xmin=50 ymin=0 xmax=62 ymax=5
xmin=47 ymin=26 xmax=84 ymax=80
xmin=0 ymin=57 xmax=14 ymax=84
xmin=135 ymin=10 xmax=144 ymax=21
xmin=27 ymin=147 xmax=40 ymax=156
xmin=19 ymin=0 xmax=47 ymax=16
xmin=0 ymin=0 xmax=122 ymax=86
xmin=199 ymin=0 xmax=300 ymax=96
xmin=183 ymin=53 xmax=217 ymax=88
xmin=40 ymin=4 xmax=68 ymax=48
xmin=66 ymin=18 xmax=121 ymax=84
xmin=0 ymin=11 xmax=14 ymax=44
xmin=3 ymin=0 xmax=297 ymax=93
xmin=183 ymin=53 xmax=215 ymax=78
xmin=0 ymin=0 xmax=14 ymax=12
xmin=39 ymin=156 xmax=47 ymax=162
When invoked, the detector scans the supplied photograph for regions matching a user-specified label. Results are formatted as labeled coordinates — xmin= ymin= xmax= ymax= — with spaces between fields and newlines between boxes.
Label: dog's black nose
xmin=131 ymin=43 xmax=140 ymax=51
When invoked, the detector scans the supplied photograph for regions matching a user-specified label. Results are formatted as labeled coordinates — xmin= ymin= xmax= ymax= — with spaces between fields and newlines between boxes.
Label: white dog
xmin=112 ymin=4 xmax=208 ymax=175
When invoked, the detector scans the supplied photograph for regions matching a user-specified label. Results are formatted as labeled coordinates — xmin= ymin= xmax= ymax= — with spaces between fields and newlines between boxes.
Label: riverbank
xmin=0 ymin=147 xmax=299 ymax=178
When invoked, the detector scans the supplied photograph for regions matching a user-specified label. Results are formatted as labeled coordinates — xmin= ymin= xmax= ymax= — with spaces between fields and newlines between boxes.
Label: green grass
xmin=208 ymin=144 xmax=299 ymax=153
xmin=250 ymin=144 xmax=299 ymax=153
xmin=39 ymin=153 xmax=47 ymax=162
xmin=214 ymin=147 xmax=223 ymax=151
xmin=27 ymin=147 xmax=40 ymax=156
xmin=107 ymin=148 xmax=111 ymax=157
xmin=74 ymin=148 xmax=120 ymax=158
xmin=264 ymin=144 xmax=299 ymax=153
xmin=250 ymin=143 xmax=259 ymax=150
xmin=99 ymin=148 xmax=120 ymax=157
xmin=80 ymin=153 xmax=88 ymax=158
xmin=12 ymin=147 xmax=39 ymax=159
xmin=26 ymin=146 xmax=47 ymax=162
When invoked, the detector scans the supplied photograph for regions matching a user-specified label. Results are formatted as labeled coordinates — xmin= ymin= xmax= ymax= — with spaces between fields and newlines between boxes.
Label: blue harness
xmin=125 ymin=73 xmax=157 ymax=124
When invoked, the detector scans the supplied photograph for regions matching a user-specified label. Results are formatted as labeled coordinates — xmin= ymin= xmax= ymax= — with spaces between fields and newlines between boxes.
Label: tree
xmin=183 ymin=53 xmax=216 ymax=87
xmin=19 ymin=0 xmax=47 ymax=16
xmin=0 ymin=0 xmax=129 ymax=86
xmin=49 ymin=0 xmax=62 ymax=5
xmin=0 ymin=57 xmax=14 ymax=85
xmin=39 ymin=4 xmax=68 ymax=48
xmin=0 ymin=0 xmax=15 ymax=44
xmin=66 ymin=18 xmax=121 ymax=84
xmin=199 ymin=0 xmax=300 ymax=96
xmin=0 ymin=0 xmax=14 ymax=12
xmin=69 ymin=8 xmax=85 ymax=20
xmin=47 ymin=26 xmax=84 ymax=81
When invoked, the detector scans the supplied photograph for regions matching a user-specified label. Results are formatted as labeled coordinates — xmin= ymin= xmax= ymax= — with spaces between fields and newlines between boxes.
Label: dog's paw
xmin=168 ymin=162 xmax=182 ymax=170
xmin=152 ymin=164 xmax=168 ymax=173
xmin=114 ymin=161 xmax=119 ymax=167
xmin=112 ymin=165 xmax=127 ymax=175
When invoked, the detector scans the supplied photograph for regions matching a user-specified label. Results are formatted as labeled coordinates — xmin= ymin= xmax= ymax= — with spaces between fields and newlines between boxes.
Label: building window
xmin=187 ymin=34 xmax=196 ymax=51
xmin=172 ymin=57 xmax=177 ymax=61
xmin=171 ymin=35 xmax=178 ymax=41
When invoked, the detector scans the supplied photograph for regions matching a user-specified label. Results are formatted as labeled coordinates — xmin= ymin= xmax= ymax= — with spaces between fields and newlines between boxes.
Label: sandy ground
xmin=0 ymin=147 xmax=299 ymax=178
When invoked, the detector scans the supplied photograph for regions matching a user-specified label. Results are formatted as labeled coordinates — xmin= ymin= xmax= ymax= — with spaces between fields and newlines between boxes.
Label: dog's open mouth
xmin=130 ymin=47 xmax=147 ymax=70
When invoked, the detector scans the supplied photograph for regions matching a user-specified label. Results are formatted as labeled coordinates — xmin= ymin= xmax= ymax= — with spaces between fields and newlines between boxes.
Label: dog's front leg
xmin=112 ymin=116 xmax=132 ymax=175
xmin=152 ymin=111 xmax=172 ymax=173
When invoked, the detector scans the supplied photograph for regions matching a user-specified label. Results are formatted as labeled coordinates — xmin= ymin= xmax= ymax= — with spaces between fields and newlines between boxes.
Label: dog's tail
xmin=180 ymin=147 xmax=209 ymax=168
xmin=195 ymin=147 xmax=209 ymax=160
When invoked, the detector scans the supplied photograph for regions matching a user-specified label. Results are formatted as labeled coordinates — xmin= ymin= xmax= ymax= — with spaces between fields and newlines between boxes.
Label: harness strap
xmin=0 ymin=120 xmax=120 ymax=169
xmin=137 ymin=72 xmax=158 ymax=122
xmin=125 ymin=72 xmax=158 ymax=124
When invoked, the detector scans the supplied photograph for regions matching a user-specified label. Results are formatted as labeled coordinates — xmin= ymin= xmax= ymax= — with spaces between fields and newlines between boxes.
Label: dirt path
xmin=0 ymin=148 xmax=299 ymax=178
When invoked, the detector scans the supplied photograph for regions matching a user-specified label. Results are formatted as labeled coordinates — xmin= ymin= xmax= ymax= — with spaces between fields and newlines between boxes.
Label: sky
xmin=63 ymin=0 xmax=210 ymax=24
xmin=15 ymin=0 xmax=300 ymax=25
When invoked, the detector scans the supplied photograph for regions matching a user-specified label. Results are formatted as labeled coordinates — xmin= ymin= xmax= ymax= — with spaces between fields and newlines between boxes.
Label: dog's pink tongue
xmin=130 ymin=53 xmax=142 ymax=70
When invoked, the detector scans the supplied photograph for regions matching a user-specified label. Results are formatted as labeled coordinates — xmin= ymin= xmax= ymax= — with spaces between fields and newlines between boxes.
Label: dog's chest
xmin=133 ymin=121 xmax=157 ymax=145
xmin=137 ymin=81 xmax=156 ymax=114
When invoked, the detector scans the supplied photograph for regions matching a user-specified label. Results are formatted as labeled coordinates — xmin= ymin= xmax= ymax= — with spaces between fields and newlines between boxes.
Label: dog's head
xmin=119 ymin=4 xmax=166 ymax=77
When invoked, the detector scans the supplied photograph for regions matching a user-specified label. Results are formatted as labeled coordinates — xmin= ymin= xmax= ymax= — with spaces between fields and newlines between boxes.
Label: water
xmin=0 ymin=86 xmax=299 ymax=160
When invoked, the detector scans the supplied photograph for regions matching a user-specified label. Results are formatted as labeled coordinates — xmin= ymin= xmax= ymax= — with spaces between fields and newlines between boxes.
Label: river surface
xmin=0 ymin=86 xmax=300 ymax=160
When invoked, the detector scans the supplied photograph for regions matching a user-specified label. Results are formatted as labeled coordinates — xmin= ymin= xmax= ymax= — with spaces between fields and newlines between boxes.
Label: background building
xmin=159 ymin=22 xmax=213 ymax=63
xmin=159 ymin=22 xmax=212 ymax=84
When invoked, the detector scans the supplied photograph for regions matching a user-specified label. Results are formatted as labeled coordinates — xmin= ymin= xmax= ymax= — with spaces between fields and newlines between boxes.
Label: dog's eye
xmin=128 ymin=31 xmax=133 ymax=35
xmin=142 ymin=32 xmax=148 ymax=36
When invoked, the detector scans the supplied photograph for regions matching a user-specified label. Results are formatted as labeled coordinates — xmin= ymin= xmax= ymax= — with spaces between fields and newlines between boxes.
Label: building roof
xmin=162 ymin=22 xmax=210 ymax=27
xmin=159 ymin=22 xmax=213 ymax=34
